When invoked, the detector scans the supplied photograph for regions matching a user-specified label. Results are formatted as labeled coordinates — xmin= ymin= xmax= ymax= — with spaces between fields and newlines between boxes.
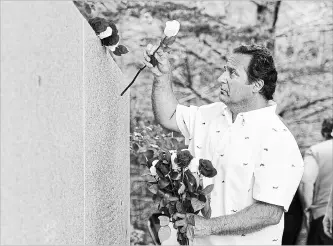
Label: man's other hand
xmin=323 ymin=212 xmax=333 ymax=239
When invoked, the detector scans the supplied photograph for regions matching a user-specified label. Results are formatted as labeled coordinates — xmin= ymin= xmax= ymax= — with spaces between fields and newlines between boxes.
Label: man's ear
xmin=252 ymin=79 xmax=264 ymax=93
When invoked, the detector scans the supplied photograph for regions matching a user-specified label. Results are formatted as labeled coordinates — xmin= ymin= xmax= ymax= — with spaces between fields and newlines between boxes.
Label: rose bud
xmin=199 ymin=159 xmax=217 ymax=178
xmin=164 ymin=20 xmax=180 ymax=37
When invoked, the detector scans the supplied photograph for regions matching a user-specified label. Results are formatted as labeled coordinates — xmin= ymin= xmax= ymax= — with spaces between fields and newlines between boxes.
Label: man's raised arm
xmin=143 ymin=44 xmax=180 ymax=132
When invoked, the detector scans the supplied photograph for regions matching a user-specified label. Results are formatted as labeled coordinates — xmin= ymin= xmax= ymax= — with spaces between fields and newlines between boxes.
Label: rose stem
xmin=120 ymin=36 xmax=167 ymax=96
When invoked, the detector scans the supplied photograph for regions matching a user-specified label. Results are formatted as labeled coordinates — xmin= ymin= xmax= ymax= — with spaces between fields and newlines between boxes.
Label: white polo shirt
xmin=173 ymin=101 xmax=304 ymax=245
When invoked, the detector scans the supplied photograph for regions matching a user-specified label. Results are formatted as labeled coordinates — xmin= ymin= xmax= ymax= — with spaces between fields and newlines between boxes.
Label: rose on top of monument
xmin=88 ymin=17 xmax=129 ymax=57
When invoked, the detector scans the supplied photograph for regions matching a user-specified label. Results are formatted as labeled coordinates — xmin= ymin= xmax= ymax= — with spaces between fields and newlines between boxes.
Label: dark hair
xmin=233 ymin=44 xmax=277 ymax=100
xmin=321 ymin=117 xmax=333 ymax=140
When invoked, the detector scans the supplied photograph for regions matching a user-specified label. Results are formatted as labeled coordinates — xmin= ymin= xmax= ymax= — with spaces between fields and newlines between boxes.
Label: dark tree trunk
xmin=254 ymin=1 xmax=281 ymax=54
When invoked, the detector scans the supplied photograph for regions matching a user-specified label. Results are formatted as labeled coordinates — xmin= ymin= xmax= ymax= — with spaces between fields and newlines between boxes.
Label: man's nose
xmin=218 ymin=73 xmax=228 ymax=84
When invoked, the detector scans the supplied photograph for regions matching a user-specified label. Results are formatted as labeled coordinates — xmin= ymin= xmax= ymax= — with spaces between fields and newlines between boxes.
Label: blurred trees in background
xmin=75 ymin=1 xmax=332 ymax=244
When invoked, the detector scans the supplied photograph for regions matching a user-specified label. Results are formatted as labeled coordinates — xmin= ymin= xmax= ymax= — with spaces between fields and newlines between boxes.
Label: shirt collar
xmin=222 ymin=100 xmax=278 ymax=125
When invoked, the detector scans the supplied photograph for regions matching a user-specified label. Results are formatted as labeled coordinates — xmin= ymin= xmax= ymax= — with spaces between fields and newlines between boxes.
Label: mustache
xmin=220 ymin=79 xmax=230 ymax=96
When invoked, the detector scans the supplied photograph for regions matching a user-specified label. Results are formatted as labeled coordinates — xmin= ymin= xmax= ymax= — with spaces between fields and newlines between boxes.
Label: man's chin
xmin=219 ymin=94 xmax=229 ymax=103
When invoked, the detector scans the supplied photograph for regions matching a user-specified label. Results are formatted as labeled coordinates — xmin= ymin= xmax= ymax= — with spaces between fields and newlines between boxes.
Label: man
xmin=296 ymin=118 xmax=333 ymax=245
xmin=143 ymin=44 xmax=304 ymax=245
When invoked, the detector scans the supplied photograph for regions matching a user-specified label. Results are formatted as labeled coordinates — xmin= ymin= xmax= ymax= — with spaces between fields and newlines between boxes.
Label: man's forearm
xmin=298 ymin=182 xmax=314 ymax=212
xmin=326 ymin=185 xmax=333 ymax=216
xmin=151 ymin=74 xmax=179 ymax=130
xmin=195 ymin=202 xmax=283 ymax=237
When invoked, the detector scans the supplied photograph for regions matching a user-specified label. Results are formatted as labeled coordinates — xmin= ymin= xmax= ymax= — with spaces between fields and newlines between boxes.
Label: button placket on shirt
xmin=226 ymin=114 xmax=255 ymax=214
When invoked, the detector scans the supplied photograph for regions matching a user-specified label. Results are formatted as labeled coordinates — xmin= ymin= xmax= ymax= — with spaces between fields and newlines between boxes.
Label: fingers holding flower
xmin=173 ymin=212 xmax=209 ymax=240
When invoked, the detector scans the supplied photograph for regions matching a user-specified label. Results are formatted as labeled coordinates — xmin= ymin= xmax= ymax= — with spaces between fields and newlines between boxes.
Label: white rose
xmin=152 ymin=160 xmax=159 ymax=166
xmin=188 ymin=157 xmax=199 ymax=173
xmin=97 ymin=26 xmax=112 ymax=39
xmin=150 ymin=166 xmax=157 ymax=176
xmin=171 ymin=152 xmax=180 ymax=171
xmin=107 ymin=41 xmax=119 ymax=52
xmin=164 ymin=20 xmax=180 ymax=37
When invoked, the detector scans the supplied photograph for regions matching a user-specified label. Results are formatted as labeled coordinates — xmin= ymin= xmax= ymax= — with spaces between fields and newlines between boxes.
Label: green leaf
xmin=84 ymin=3 xmax=92 ymax=14
xmin=163 ymin=36 xmax=177 ymax=46
xmin=164 ymin=193 xmax=179 ymax=202
xmin=117 ymin=44 xmax=129 ymax=54
xmin=184 ymin=170 xmax=197 ymax=193
xmin=145 ymin=149 xmax=154 ymax=160
xmin=199 ymin=184 xmax=214 ymax=196
xmin=153 ymin=194 xmax=162 ymax=203
xmin=132 ymin=143 xmax=140 ymax=152
xmin=170 ymin=171 xmax=182 ymax=180
xmin=190 ymin=198 xmax=206 ymax=212
xmin=137 ymin=153 xmax=147 ymax=165
xmin=158 ymin=178 xmax=170 ymax=189
xmin=148 ymin=184 xmax=159 ymax=194
xmin=176 ymin=201 xmax=186 ymax=213
xmin=167 ymin=202 xmax=177 ymax=216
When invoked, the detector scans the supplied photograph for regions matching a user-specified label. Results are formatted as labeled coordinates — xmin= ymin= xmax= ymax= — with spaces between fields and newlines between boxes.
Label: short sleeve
xmin=253 ymin=131 xmax=304 ymax=212
xmin=175 ymin=104 xmax=198 ymax=145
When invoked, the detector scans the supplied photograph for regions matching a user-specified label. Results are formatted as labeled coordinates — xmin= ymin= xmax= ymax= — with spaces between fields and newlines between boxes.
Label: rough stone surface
xmin=84 ymin=18 xmax=130 ymax=246
xmin=1 ymin=2 xmax=129 ymax=245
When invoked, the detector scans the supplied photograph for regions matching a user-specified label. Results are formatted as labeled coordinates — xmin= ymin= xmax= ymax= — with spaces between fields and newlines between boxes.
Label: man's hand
xmin=323 ymin=212 xmax=333 ymax=239
xmin=143 ymin=44 xmax=170 ymax=77
xmin=295 ymin=212 xmax=311 ymax=245
xmin=173 ymin=212 xmax=211 ymax=241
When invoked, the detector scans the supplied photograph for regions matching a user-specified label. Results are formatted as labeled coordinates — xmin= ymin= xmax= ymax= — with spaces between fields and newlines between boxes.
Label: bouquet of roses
xmin=142 ymin=149 xmax=217 ymax=245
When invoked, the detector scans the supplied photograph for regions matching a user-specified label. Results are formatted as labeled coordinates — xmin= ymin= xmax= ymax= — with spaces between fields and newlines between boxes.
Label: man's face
xmin=218 ymin=53 xmax=254 ymax=105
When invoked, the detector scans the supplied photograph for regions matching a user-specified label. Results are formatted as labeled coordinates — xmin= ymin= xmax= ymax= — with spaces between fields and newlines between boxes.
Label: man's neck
xmin=228 ymin=97 xmax=269 ymax=123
